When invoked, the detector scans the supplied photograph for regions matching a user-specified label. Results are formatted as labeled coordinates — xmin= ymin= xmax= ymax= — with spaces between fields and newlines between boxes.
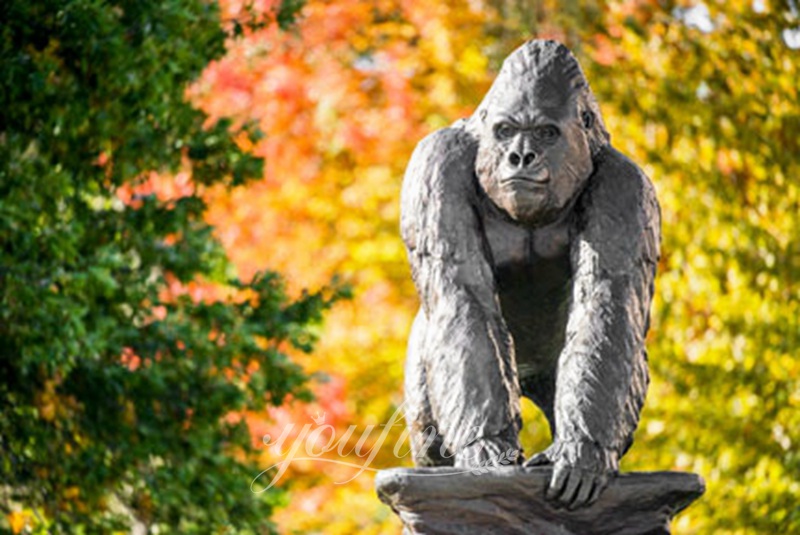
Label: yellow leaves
xmin=123 ymin=399 xmax=137 ymax=426
xmin=34 ymin=377 xmax=80 ymax=423
xmin=272 ymin=475 xmax=402 ymax=534
xmin=36 ymin=382 xmax=57 ymax=422
xmin=7 ymin=511 xmax=30 ymax=534
xmin=427 ymin=19 xmax=455 ymax=65
xmin=233 ymin=130 xmax=254 ymax=152
xmin=456 ymin=45 xmax=488 ymax=82
xmin=427 ymin=73 xmax=458 ymax=110
xmin=646 ymin=419 xmax=666 ymax=436
xmin=752 ymin=456 xmax=792 ymax=493
xmin=518 ymin=398 xmax=551 ymax=457
xmin=133 ymin=491 xmax=154 ymax=520
xmin=589 ymin=34 xmax=618 ymax=67
xmin=729 ymin=391 xmax=761 ymax=418
xmin=716 ymin=147 xmax=743 ymax=176
xmin=697 ymin=138 xmax=717 ymax=174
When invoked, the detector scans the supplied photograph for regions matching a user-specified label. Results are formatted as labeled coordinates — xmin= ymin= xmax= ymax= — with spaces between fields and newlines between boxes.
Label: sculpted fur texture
xmin=400 ymin=40 xmax=661 ymax=509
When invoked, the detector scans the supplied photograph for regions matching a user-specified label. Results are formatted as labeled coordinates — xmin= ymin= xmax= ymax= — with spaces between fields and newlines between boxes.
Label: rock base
xmin=376 ymin=466 xmax=704 ymax=535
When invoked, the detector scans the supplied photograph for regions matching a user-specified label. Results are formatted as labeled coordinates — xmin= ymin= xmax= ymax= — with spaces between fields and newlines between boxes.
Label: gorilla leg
xmin=404 ymin=310 xmax=452 ymax=466
xmin=423 ymin=294 xmax=523 ymax=467
xmin=405 ymin=306 xmax=521 ymax=467
xmin=401 ymin=126 xmax=522 ymax=467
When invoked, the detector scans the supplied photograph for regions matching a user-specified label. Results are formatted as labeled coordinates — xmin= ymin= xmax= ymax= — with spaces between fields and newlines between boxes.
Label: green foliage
xmin=276 ymin=0 xmax=307 ymax=30
xmin=0 ymin=0 xmax=344 ymax=532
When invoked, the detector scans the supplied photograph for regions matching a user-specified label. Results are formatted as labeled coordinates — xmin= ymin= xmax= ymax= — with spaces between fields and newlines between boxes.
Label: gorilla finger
xmin=558 ymin=471 xmax=583 ymax=507
xmin=587 ymin=474 xmax=608 ymax=505
xmin=569 ymin=475 xmax=596 ymax=510
xmin=545 ymin=464 xmax=569 ymax=501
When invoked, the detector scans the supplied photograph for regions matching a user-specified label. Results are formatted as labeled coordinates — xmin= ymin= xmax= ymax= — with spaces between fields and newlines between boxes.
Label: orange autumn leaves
xmin=192 ymin=1 xmax=420 ymax=183
xmin=184 ymin=1 xmax=507 ymax=532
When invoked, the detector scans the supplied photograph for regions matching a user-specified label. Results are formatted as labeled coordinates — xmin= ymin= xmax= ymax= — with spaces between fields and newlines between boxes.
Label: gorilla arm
xmin=541 ymin=148 xmax=661 ymax=507
xmin=400 ymin=126 xmax=522 ymax=466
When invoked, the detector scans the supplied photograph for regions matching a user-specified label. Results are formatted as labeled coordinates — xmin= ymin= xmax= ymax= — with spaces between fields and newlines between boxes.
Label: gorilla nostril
xmin=509 ymin=153 xmax=521 ymax=166
xmin=523 ymin=153 xmax=536 ymax=166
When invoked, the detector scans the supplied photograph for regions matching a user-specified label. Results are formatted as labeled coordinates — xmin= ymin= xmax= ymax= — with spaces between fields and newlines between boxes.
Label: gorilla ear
xmin=581 ymin=110 xmax=595 ymax=130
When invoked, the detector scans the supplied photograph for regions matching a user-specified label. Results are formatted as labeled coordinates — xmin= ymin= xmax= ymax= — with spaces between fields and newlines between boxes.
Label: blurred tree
xmin=0 ymin=0 xmax=346 ymax=533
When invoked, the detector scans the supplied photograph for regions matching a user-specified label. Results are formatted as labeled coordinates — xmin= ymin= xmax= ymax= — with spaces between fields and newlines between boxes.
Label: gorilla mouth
xmin=501 ymin=168 xmax=550 ymax=186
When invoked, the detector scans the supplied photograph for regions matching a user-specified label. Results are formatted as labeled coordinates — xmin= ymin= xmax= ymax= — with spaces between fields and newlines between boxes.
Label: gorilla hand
xmin=526 ymin=439 xmax=617 ymax=509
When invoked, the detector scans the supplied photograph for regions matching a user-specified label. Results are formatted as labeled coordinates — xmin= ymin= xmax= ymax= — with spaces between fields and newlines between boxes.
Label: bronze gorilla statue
xmin=400 ymin=40 xmax=661 ymax=509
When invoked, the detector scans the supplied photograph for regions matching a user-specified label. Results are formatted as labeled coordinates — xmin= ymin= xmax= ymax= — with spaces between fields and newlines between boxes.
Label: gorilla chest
xmin=485 ymin=217 xmax=572 ymax=379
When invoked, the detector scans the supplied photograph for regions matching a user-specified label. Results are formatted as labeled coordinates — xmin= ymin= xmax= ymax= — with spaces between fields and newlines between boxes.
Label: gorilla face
xmin=475 ymin=89 xmax=594 ymax=228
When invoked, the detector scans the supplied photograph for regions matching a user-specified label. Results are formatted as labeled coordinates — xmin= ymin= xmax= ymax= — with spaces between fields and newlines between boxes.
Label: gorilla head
xmin=472 ymin=40 xmax=610 ymax=227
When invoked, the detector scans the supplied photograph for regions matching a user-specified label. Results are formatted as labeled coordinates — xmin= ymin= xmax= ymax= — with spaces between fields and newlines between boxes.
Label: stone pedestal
xmin=376 ymin=466 xmax=704 ymax=535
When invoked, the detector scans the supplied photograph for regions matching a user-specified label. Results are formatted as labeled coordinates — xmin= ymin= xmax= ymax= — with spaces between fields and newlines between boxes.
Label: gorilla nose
xmin=509 ymin=151 xmax=537 ymax=168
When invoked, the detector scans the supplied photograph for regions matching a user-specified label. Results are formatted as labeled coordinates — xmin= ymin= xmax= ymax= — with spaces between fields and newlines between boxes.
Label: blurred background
xmin=1 ymin=0 xmax=798 ymax=533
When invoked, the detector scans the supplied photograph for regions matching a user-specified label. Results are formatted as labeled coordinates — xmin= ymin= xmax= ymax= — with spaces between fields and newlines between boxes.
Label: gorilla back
xmin=400 ymin=40 xmax=661 ymax=509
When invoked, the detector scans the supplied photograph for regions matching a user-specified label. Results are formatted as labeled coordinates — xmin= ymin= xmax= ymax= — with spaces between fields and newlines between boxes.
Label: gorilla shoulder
xmin=412 ymin=124 xmax=478 ymax=164
xmin=575 ymin=146 xmax=661 ymax=269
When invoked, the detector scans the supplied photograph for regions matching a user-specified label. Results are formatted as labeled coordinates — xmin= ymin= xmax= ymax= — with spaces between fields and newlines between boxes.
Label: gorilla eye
xmin=535 ymin=125 xmax=560 ymax=141
xmin=495 ymin=123 xmax=517 ymax=140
